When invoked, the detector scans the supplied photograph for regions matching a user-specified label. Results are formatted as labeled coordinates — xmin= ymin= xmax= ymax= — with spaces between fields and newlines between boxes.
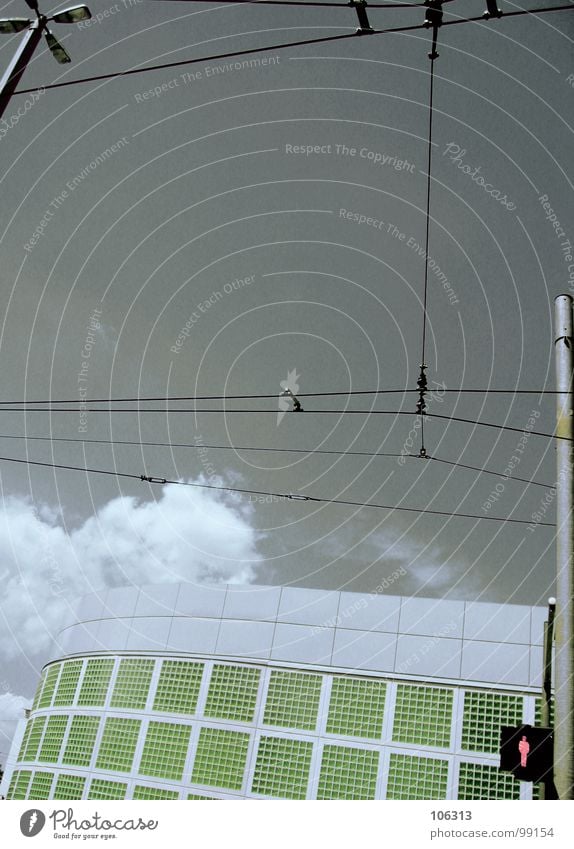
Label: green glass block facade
xmin=2 ymin=586 xmax=545 ymax=801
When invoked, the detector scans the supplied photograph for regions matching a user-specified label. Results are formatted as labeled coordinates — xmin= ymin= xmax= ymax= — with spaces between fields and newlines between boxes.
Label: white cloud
xmin=0 ymin=480 xmax=261 ymax=664
xmin=0 ymin=692 xmax=30 ymax=763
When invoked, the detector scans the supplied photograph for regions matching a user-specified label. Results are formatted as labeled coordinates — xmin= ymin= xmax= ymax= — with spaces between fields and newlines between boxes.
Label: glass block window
xmin=317 ymin=745 xmax=379 ymax=800
xmin=326 ymin=677 xmax=386 ymax=739
xmin=192 ymin=727 xmax=250 ymax=791
xmin=393 ymin=685 xmax=454 ymax=748
xmin=38 ymin=715 xmax=68 ymax=763
xmin=263 ymin=671 xmax=322 ymax=731
xmin=17 ymin=720 xmax=33 ymax=762
xmin=95 ymin=718 xmax=141 ymax=773
xmin=110 ymin=658 xmax=155 ymax=710
xmin=21 ymin=716 xmax=47 ymax=762
xmin=154 ymin=661 xmax=204 ymax=715
xmin=53 ymin=660 xmax=83 ymax=707
xmin=458 ymin=762 xmax=520 ymax=800
xmin=8 ymin=770 xmax=32 ymax=799
xmin=139 ymin=722 xmax=191 ymax=781
xmin=31 ymin=673 xmax=45 ymax=712
xmin=77 ymin=658 xmax=114 ymax=707
xmin=386 ymin=754 xmax=449 ymax=800
xmin=204 ymin=664 xmax=261 ymax=723
xmin=252 ymin=736 xmax=313 ymax=800
xmin=535 ymin=697 xmax=554 ymax=728
xmin=62 ymin=715 xmax=100 ymax=767
xmin=29 ymin=771 xmax=55 ymax=800
xmin=88 ymin=779 xmax=128 ymax=800
xmin=53 ymin=773 xmax=86 ymax=799
xmin=461 ymin=692 xmax=523 ymax=754
xmin=133 ymin=785 xmax=180 ymax=799
xmin=38 ymin=664 xmax=61 ymax=708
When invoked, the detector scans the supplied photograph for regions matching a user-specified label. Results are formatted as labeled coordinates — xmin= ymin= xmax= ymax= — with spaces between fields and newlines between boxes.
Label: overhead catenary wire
xmin=0 ymin=406 xmax=568 ymax=441
xmin=0 ymin=453 xmax=554 ymax=526
xmin=0 ymin=431 xmax=553 ymax=487
xmin=0 ymin=387 xmax=565 ymax=405
xmin=12 ymin=5 xmax=574 ymax=96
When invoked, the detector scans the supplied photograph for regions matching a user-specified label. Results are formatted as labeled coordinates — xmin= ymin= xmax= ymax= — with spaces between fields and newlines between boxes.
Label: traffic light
xmin=499 ymin=725 xmax=553 ymax=783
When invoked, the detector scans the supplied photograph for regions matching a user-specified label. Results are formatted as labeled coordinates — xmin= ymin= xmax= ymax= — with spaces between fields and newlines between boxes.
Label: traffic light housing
xmin=499 ymin=725 xmax=553 ymax=783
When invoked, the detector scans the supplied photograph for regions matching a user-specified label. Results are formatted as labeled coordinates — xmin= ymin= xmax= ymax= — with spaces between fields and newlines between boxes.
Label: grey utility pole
xmin=554 ymin=293 xmax=574 ymax=800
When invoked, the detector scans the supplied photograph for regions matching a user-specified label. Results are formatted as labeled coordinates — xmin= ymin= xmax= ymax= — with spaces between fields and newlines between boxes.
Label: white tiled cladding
xmin=395 ymin=634 xmax=462 ymax=679
xmin=270 ymin=623 xmax=334 ymax=665
xmin=74 ymin=591 xmax=107 ymax=623
xmin=399 ymin=597 xmax=465 ymax=638
xmin=100 ymin=586 xmax=139 ymax=619
xmin=223 ymin=584 xmax=282 ymax=621
xmin=337 ymin=591 xmax=400 ymax=632
xmin=173 ymin=583 xmax=227 ymax=618
xmin=50 ymin=582 xmax=546 ymax=687
xmin=460 ymin=641 xmax=531 ymax=686
xmin=463 ymin=601 xmax=531 ymax=644
xmin=277 ymin=587 xmax=340 ymax=626
xmin=126 ymin=617 xmax=171 ymax=651
xmin=134 ymin=584 xmax=180 ymax=618
xmin=216 ymin=620 xmax=275 ymax=658
xmin=331 ymin=629 xmax=396 ymax=672
xmin=165 ymin=618 xmax=220 ymax=653
xmin=92 ymin=617 xmax=133 ymax=652
xmin=54 ymin=621 xmax=101 ymax=656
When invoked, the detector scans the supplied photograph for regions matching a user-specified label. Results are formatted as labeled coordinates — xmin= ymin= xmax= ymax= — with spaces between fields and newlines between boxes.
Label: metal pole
xmin=0 ymin=19 xmax=43 ymax=124
xmin=539 ymin=597 xmax=556 ymax=799
xmin=554 ymin=294 xmax=574 ymax=800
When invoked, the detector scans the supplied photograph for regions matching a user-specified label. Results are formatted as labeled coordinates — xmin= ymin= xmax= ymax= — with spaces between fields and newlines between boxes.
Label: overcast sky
xmin=0 ymin=0 xmax=572 ymax=758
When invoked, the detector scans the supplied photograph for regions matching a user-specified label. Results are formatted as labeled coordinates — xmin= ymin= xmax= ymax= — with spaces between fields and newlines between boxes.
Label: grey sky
xmin=0 ymin=0 xmax=573 ymax=755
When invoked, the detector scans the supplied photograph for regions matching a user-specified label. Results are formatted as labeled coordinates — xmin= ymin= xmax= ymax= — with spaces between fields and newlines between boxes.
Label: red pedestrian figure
xmin=518 ymin=735 xmax=530 ymax=768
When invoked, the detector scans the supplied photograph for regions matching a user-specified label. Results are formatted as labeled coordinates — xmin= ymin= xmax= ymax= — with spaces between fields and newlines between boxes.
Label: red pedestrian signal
xmin=499 ymin=725 xmax=553 ymax=783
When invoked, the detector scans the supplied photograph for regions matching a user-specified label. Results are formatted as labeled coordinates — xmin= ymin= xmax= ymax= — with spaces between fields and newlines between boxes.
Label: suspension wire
xmin=0 ymin=387 xmax=564 ymax=405
xmin=0 ymin=453 xmax=553 ymax=526
xmin=0 ymin=406 xmax=569 ymax=440
xmin=0 ymin=430 xmax=554 ymax=488
xmin=12 ymin=6 xmax=574 ymax=97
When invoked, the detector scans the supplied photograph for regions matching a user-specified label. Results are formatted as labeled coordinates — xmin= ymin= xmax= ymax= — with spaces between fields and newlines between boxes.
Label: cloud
xmin=0 ymin=692 xmax=30 ymax=763
xmin=0 ymin=481 xmax=261 ymax=664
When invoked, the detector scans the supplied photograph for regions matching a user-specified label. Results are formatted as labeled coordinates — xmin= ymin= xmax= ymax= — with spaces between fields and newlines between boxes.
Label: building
xmin=0 ymin=582 xmax=548 ymax=800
